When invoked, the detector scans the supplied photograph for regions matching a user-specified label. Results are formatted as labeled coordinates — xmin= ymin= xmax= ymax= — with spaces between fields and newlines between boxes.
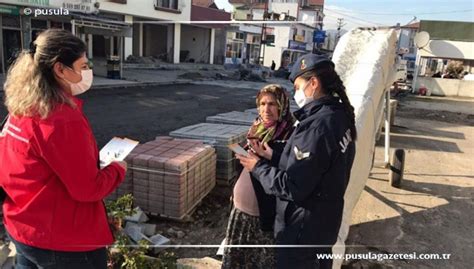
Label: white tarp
xmin=330 ymin=29 xmax=398 ymax=269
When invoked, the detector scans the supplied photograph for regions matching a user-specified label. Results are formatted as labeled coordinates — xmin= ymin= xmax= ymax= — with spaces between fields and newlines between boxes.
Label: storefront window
xmin=64 ymin=22 xmax=72 ymax=32
xmin=226 ymin=40 xmax=243 ymax=59
xmin=2 ymin=15 xmax=20 ymax=28
xmin=50 ymin=21 xmax=63 ymax=29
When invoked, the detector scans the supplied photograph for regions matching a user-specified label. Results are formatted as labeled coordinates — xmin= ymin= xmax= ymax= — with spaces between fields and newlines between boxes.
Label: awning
xmin=72 ymin=14 xmax=132 ymax=37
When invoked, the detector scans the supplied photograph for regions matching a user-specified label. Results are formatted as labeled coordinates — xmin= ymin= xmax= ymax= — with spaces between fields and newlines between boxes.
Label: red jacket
xmin=0 ymin=97 xmax=125 ymax=251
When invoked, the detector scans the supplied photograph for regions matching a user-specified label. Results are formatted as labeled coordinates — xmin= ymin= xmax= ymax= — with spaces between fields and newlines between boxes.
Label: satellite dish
xmin=414 ymin=31 xmax=430 ymax=49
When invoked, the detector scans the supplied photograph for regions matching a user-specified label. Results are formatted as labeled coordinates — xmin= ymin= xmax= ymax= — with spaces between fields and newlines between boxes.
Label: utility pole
xmin=336 ymin=18 xmax=345 ymax=45
xmin=262 ymin=0 xmax=270 ymax=66
xmin=258 ymin=0 xmax=269 ymax=65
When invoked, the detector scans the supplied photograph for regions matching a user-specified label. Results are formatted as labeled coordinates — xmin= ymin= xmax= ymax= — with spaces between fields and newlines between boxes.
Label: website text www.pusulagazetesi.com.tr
xmin=317 ymin=252 xmax=452 ymax=261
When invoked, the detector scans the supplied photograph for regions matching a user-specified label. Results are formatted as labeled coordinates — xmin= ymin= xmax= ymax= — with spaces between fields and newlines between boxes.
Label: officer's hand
xmin=249 ymin=140 xmax=273 ymax=160
xmin=236 ymin=151 xmax=260 ymax=171
xmin=113 ymin=161 xmax=128 ymax=171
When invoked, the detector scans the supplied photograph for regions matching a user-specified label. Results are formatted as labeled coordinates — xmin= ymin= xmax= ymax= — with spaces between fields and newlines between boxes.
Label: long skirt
xmin=221 ymin=207 xmax=276 ymax=269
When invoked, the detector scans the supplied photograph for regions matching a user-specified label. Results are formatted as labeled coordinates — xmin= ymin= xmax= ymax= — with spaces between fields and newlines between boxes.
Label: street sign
xmin=313 ymin=30 xmax=326 ymax=44
xmin=294 ymin=35 xmax=305 ymax=42
xmin=0 ymin=4 xmax=20 ymax=15
xmin=289 ymin=40 xmax=306 ymax=51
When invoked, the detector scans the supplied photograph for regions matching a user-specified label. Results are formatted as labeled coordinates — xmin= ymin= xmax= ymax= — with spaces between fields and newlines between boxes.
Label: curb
xmin=90 ymin=79 xmax=262 ymax=92
xmin=90 ymin=80 xmax=190 ymax=90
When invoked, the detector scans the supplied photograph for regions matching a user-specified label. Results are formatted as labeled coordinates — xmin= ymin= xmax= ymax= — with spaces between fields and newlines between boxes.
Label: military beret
xmin=289 ymin=54 xmax=335 ymax=82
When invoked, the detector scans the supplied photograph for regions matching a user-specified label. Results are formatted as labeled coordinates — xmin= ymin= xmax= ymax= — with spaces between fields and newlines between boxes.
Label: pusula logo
xmin=30 ymin=8 xmax=70 ymax=17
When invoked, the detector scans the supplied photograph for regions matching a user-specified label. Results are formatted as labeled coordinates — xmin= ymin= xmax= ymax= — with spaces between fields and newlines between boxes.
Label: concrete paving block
xmin=124 ymin=207 xmax=149 ymax=223
xmin=149 ymin=234 xmax=170 ymax=246
xmin=124 ymin=222 xmax=146 ymax=242
xmin=125 ymin=221 xmax=157 ymax=237
xmin=206 ymin=111 xmax=257 ymax=127
xmin=128 ymin=136 xmax=216 ymax=219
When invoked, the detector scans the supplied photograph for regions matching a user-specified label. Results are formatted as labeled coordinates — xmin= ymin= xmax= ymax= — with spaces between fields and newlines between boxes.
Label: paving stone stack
xmin=206 ymin=111 xmax=257 ymax=126
xmin=109 ymin=137 xmax=216 ymax=220
xmin=169 ymin=123 xmax=249 ymax=185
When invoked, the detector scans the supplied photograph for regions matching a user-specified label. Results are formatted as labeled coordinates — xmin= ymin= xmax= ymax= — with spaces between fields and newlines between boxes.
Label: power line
xmin=324 ymin=13 xmax=369 ymax=27
xmin=325 ymin=8 xmax=384 ymax=26
xmin=324 ymin=7 xmax=473 ymax=16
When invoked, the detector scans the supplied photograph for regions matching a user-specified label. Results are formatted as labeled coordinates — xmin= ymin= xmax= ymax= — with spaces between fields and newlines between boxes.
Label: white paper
xmin=228 ymin=143 xmax=250 ymax=157
xmin=99 ymin=137 xmax=139 ymax=168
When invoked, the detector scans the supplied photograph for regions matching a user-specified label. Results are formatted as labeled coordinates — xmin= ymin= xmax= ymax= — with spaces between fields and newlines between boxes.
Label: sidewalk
xmin=1 ymin=68 xmax=294 ymax=92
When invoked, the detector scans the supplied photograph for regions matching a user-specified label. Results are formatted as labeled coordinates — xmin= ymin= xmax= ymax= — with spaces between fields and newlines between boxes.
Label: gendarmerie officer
xmin=237 ymin=54 xmax=357 ymax=269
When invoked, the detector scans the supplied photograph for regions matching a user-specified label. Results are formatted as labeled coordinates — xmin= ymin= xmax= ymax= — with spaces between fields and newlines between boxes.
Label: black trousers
xmin=9 ymin=234 xmax=107 ymax=269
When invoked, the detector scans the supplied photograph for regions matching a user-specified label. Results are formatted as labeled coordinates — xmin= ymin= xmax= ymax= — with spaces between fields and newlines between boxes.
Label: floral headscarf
xmin=248 ymin=84 xmax=295 ymax=144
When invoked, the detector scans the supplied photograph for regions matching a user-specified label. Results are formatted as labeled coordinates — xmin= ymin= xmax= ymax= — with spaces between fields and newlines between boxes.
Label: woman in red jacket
xmin=0 ymin=29 xmax=127 ymax=269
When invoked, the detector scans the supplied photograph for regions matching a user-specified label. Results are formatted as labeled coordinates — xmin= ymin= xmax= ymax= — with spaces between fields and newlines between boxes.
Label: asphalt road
xmin=1 ymin=84 xmax=257 ymax=147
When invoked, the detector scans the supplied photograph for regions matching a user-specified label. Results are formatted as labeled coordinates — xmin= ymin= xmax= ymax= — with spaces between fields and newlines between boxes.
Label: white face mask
xmin=64 ymin=67 xmax=93 ymax=96
xmin=294 ymin=80 xmax=314 ymax=108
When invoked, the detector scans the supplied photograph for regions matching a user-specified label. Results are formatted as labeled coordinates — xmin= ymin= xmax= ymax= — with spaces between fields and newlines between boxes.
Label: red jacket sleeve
xmin=37 ymin=119 xmax=125 ymax=202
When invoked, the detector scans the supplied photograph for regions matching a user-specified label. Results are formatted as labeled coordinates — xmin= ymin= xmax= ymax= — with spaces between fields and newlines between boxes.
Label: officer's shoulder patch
xmin=294 ymin=146 xmax=310 ymax=160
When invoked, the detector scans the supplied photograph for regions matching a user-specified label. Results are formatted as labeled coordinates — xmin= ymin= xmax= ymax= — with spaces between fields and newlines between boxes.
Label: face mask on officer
xmin=294 ymin=78 xmax=315 ymax=108
xmin=63 ymin=66 xmax=93 ymax=96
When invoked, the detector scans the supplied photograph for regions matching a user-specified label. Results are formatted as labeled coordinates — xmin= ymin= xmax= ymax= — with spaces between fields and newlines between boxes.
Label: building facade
xmin=398 ymin=21 xmax=419 ymax=77
xmin=228 ymin=0 xmax=324 ymax=68
xmin=0 ymin=0 xmax=230 ymax=75
xmin=413 ymin=20 xmax=474 ymax=97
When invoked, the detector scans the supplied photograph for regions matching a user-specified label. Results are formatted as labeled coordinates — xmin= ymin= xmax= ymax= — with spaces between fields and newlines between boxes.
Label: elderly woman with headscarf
xmin=222 ymin=84 xmax=295 ymax=269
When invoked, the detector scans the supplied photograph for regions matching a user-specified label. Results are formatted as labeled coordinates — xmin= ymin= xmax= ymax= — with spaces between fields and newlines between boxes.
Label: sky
xmin=214 ymin=0 xmax=473 ymax=30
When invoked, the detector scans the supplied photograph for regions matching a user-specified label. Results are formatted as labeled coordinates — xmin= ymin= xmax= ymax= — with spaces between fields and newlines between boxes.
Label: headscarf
xmin=247 ymin=84 xmax=295 ymax=144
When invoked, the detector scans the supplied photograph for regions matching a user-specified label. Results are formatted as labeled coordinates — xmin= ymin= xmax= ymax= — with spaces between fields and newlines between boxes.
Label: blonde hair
xmin=4 ymin=29 xmax=86 ymax=118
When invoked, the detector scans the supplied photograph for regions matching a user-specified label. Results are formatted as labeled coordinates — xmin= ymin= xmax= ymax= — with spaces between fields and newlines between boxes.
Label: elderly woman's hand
xmin=249 ymin=139 xmax=273 ymax=160
xmin=236 ymin=151 xmax=261 ymax=171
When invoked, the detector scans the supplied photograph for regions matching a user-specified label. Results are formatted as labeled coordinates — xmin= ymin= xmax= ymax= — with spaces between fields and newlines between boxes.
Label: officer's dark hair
xmin=300 ymin=63 xmax=357 ymax=141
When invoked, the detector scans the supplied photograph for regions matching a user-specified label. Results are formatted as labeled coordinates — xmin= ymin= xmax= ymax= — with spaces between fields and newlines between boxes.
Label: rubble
xmin=176 ymin=231 xmax=186 ymax=239
xmin=177 ymin=257 xmax=222 ymax=269
xmin=178 ymin=72 xmax=207 ymax=80
xmin=124 ymin=207 xmax=149 ymax=223
xmin=0 ymin=242 xmax=15 ymax=269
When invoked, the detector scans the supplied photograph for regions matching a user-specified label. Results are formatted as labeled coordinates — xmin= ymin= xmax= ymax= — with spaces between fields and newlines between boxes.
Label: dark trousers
xmin=9 ymin=234 xmax=107 ymax=269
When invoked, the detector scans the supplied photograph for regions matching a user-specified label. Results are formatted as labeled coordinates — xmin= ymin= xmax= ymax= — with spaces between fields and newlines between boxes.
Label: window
xmin=2 ymin=15 xmax=20 ymax=28
xmin=156 ymin=0 xmax=178 ymax=10
xmin=253 ymin=36 xmax=260 ymax=44
xmin=235 ymin=32 xmax=244 ymax=40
